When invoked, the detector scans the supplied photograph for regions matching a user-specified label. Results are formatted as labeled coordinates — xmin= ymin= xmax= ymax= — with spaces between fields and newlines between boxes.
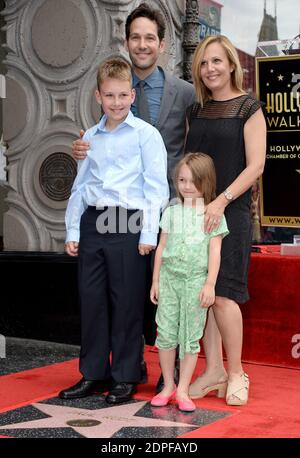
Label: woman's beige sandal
xmin=226 ymin=372 xmax=249 ymax=406
xmin=189 ymin=379 xmax=228 ymax=399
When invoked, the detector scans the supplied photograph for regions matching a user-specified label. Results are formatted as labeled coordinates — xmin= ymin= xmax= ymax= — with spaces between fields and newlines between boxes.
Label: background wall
xmin=1 ymin=0 xmax=185 ymax=251
xmin=0 ymin=0 xmax=8 ymax=248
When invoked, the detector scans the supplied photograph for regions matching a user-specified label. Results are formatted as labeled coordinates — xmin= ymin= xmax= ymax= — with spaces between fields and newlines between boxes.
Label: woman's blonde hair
xmin=174 ymin=153 xmax=216 ymax=205
xmin=97 ymin=57 xmax=132 ymax=90
xmin=192 ymin=35 xmax=244 ymax=106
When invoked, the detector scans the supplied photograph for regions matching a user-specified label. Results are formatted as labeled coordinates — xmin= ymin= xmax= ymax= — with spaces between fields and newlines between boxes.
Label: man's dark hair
xmin=125 ymin=2 xmax=166 ymax=41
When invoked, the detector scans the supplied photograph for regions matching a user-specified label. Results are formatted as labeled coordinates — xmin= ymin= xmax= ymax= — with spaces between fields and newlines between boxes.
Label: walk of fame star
xmin=0 ymin=396 xmax=230 ymax=438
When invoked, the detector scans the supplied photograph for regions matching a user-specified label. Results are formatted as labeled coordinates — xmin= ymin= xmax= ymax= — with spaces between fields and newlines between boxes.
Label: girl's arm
xmin=199 ymin=235 xmax=222 ymax=308
xmin=150 ymin=231 xmax=168 ymax=304
xmin=204 ymin=108 xmax=266 ymax=233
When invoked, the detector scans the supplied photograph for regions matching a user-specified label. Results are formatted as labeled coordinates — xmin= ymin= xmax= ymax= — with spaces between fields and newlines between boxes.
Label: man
xmin=70 ymin=3 xmax=196 ymax=399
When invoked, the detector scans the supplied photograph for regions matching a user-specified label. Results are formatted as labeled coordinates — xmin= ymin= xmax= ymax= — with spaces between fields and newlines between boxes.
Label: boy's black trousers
xmin=78 ymin=206 xmax=148 ymax=383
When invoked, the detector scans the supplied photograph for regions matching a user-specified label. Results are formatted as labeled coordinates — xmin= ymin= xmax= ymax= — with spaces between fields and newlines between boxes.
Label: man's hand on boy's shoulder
xmin=65 ymin=241 xmax=79 ymax=257
xmin=72 ymin=129 xmax=89 ymax=161
xmin=138 ymin=244 xmax=156 ymax=256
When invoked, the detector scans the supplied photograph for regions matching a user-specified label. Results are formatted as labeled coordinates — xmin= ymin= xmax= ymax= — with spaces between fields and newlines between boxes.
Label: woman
xmin=185 ymin=35 xmax=266 ymax=405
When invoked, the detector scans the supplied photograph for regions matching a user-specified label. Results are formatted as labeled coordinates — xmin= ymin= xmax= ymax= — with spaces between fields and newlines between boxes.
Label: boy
xmin=59 ymin=58 xmax=169 ymax=404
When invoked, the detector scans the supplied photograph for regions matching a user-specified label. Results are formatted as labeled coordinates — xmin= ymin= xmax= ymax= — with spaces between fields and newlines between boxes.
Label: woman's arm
xmin=204 ymin=108 xmax=266 ymax=232
xmin=221 ymin=108 xmax=266 ymax=202
xmin=150 ymin=231 xmax=168 ymax=304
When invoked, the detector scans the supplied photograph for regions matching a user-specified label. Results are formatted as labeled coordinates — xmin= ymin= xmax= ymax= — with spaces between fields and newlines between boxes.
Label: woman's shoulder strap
xmin=237 ymin=95 xmax=263 ymax=121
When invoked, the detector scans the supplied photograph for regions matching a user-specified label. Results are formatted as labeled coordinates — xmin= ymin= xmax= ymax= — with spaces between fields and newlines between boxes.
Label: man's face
xmin=125 ymin=17 xmax=165 ymax=73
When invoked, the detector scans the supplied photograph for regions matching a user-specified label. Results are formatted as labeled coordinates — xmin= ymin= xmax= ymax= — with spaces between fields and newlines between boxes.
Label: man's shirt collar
xmin=132 ymin=67 xmax=164 ymax=89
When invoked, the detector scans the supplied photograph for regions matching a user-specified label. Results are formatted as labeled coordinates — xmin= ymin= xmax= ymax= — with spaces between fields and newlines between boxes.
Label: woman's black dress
xmin=185 ymin=95 xmax=261 ymax=303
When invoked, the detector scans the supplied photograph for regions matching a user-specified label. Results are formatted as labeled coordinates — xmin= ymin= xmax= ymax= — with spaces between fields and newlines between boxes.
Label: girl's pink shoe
xmin=177 ymin=398 xmax=196 ymax=412
xmin=150 ymin=389 xmax=176 ymax=407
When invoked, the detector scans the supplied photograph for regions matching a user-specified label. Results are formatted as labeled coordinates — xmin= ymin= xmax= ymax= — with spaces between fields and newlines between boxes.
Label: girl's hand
xmin=199 ymin=282 xmax=215 ymax=308
xmin=150 ymin=281 xmax=159 ymax=304
xmin=204 ymin=197 xmax=226 ymax=233
xmin=65 ymin=241 xmax=79 ymax=257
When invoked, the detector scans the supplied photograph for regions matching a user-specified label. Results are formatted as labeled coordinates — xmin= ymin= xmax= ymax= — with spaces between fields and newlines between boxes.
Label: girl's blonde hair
xmin=174 ymin=153 xmax=216 ymax=205
xmin=192 ymin=35 xmax=244 ymax=106
xmin=97 ymin=57 xmax=132 ymax=90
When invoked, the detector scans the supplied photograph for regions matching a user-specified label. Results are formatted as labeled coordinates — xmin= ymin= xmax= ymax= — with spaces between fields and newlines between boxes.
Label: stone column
xmin=182 ymin=0 xmax=200 ymax=82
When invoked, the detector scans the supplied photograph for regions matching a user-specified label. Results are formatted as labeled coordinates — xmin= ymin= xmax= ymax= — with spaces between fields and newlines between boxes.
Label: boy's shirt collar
xmin=95 ymin=110 xmax=136 ymax=134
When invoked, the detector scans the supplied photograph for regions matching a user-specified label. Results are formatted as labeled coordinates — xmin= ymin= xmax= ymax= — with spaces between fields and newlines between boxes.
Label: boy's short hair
xmin=174 ymin=152 xmax=217 ymax=205
xmin=97 ymin=57 xmax=132 ymax=90
xmin=125 ymin=2 xmax=166 ymax=42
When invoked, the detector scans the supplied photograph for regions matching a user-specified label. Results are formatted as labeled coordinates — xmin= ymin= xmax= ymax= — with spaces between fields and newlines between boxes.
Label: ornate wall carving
xmin=2 ymin=0 xmax=185 ymax=251
xmin=182 ymin=0 xmax=199 ymax=82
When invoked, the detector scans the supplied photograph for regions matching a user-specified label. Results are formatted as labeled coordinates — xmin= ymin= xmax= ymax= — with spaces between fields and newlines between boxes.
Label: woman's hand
xmin=72 ymin=129 xmax=89 ymax=160
xmin=150 ymin=281 xmax=159 ymax=304
xmin=199 ymin=282 xmax=215 ymax=308
xmin=204 ymin=196 xmax=227 ymax=233
xmin=65 ymin=241 xmax=79 ymax=257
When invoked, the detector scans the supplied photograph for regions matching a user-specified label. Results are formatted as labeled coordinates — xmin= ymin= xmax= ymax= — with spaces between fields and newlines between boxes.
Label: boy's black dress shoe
xmin=106 ymin=383 xmax=137 ymax=404
xmin=59 ymin=378 xmax=111 ymax=399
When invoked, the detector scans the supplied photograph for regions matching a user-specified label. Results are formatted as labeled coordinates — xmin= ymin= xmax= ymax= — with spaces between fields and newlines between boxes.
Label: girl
xmin=150 ymin=153 xmax=228 ymax=412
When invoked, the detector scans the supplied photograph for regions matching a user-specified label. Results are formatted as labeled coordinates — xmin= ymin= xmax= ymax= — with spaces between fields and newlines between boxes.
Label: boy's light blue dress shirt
xmin=65 ymin=111 xmax=169 ymax=246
